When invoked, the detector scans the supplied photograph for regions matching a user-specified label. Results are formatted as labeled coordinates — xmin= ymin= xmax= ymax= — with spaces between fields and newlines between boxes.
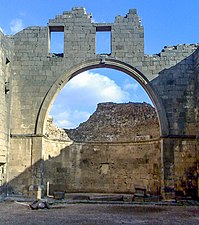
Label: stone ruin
xmin=44 ymin=102 xmax=162 ymax=196
xmin=0 ymin=7 xmax=198 ymax=199
xmin=44 ymin=102 xmax=197 ymax=199
xmin=66 ymin=102 xmax=159 ymax=142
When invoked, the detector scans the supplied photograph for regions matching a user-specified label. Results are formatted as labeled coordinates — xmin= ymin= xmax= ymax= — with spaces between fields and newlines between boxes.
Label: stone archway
xmin=34 ymin=57 xmax=172 ymax=198
xmin=3 ymin=7 xmax=197 ymax=199
xmin=36 ymin=58 xmax=168 ymax=136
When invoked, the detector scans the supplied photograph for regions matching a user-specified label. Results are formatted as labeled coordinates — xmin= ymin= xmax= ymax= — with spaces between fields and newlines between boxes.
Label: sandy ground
xmin=0 ymin=201 xmax=198 ymax=225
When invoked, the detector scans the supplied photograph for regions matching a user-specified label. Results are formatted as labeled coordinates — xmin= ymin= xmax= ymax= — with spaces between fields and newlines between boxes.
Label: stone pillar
xmin=29 ymin=135 xmax=44 ymax=198
xmin=161 ymin=138 xmax=175 ymax=200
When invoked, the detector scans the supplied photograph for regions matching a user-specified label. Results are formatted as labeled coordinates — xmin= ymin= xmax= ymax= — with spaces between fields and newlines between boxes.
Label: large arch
xmin=35 ymin=57 xmax=169 ymax=137
xmin=4 ymin=7 xmax=198 ymax=200
xmin=33 ymin=57 xmax=173 ymax=199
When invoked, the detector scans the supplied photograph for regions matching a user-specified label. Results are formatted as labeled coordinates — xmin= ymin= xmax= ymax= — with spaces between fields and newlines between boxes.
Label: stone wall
xmin=0 ymin=32 xmax=12 ymax=163
xmin=43 ymin=102 xmax=198 ymax=198
xmin=174 ymin=139 xmax=197 ymax=198
xmin=0 ymin=7 xmax=198 ymax=198
xmin=194 ymin=47 xmax=199 ymax=197
xmin=151 ymin=45 xmax=198 ymax=136
xmin=44 ymin=141 xmax=161 ymax=195
xmin=9 ymin=8 xmax=199 ymax=137
xmin=0 ymin=31 xmax=13 ymax=194
xmin=11 ymin=26 xmax=49 ymax=135
xmin=42 ymin=103 xmax=161 ymax=195
xmin=7 ymin=102 xmax=198 ymax=198
xmin=194 ymin=48 xmax=199 ymax=142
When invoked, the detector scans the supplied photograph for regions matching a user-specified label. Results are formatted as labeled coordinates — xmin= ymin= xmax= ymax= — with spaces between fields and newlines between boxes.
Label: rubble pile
xmin=66 ymin=102 xmax=160 ymax=142
xmin=45 ymin=116 xmax=71 ymax=141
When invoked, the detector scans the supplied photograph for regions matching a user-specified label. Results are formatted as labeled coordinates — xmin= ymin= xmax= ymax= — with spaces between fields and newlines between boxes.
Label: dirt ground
xmin=0 ymin=201 xmax=198 ymax=225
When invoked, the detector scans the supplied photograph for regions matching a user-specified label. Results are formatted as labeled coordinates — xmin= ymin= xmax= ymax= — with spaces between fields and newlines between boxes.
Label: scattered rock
xmin=29 ymin=199 xmax=50 ymax=210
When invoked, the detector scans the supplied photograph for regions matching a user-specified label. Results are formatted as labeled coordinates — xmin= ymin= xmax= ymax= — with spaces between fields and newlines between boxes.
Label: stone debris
xmin=29 ymin=199 xmax=50 ymax=210
xmin=45 ymin=116 xmax=71 ymax=141
xmin=66 ymin=102 xmax=159 ymax=142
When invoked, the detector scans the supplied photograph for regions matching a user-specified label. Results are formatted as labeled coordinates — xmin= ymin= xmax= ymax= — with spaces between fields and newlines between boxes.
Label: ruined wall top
xmin=47 ymin=7 xmax=144 ymax=58
xmin=194 ymin=47 xmax=199 ymax=72
xmin=48 ymin=7 xmax=92 ymax=26
xmin=11 ymin=7 xmax=198 ymax=76
xmin=48 ymin=7 xmax=141 ymax=26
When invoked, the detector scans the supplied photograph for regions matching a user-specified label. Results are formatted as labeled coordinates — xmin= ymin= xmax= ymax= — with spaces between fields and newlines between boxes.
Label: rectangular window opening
xmin=96 ymin=26 xmax=111 ymax=55
xmin=49 ymin=26 xmax=64 ymax=57
xmin=5 ymin=58 xmax=10 ymax=95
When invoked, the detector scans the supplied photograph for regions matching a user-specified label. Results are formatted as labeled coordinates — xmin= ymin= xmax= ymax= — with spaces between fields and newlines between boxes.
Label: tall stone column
xmin=161 ymin=138 xmax=175 ymax=200
xmin=29 ymin=135 xmax=44 ymax=198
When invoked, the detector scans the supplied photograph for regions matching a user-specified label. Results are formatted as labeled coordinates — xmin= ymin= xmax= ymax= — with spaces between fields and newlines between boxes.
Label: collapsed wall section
xmin=66 ymin=102 xmax=159 ymax=142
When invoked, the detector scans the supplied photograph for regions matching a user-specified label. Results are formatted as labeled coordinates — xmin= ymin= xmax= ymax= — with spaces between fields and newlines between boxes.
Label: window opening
xmin=96 ymin=26 xmax=111 ymax=54
xmin=49 ymin=26 xmax=64 ymax=57
xmin=5 ymin=58 xmax=10 ymax=94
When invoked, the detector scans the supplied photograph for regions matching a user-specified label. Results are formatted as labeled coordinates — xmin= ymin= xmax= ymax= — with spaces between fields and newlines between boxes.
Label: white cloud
xmin=50 ymin=108 xmax=91 ymax=129
xmin=123 ymin=82 xmax=139 ymax=92
xmin=10 ymin=19 xmax=24 ymax=34
xmin=50 ymin=71 xmax=154 ymax=128
xmin=63 ymin=71 xmax=130 ymax=104
xmin=50 ymin=71 xmax=130 ymax=128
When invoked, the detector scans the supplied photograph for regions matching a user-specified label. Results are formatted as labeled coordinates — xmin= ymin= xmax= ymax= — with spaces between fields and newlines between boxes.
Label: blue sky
xmin=1 ymin=0 xmax=198 ymax=53
xmin=1 ymin=0 xmax=198 ymax=128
